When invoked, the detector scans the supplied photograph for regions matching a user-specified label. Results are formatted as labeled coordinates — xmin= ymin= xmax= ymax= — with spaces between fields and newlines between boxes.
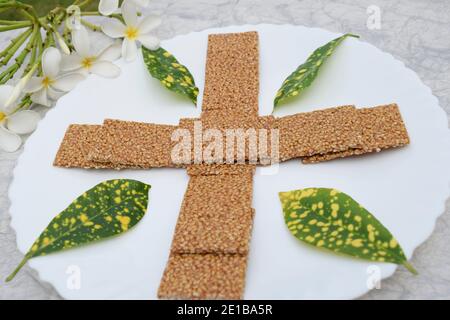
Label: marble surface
xmin=1 ymin=0 xmax=449 ymax=300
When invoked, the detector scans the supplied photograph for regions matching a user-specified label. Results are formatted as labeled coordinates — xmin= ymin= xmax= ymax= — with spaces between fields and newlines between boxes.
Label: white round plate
xmin=9 ymin=24 xmax=450 ymax=299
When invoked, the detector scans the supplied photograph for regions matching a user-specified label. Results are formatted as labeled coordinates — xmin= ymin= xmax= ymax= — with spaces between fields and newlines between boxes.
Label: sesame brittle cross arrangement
xmin=49 ymin=31 xmax=411 ymax=299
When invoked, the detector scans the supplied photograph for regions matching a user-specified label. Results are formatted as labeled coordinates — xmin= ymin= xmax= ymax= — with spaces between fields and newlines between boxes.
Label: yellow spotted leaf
xmin=279 ymin=188 xmax=416 ymax=274
xmin=273 ymin=34 xmax=358 ymax=110
xmin=142 ymin=46 xmax=199 ymax=105
xmin=6 ymin=179 xmax=151 ymax=282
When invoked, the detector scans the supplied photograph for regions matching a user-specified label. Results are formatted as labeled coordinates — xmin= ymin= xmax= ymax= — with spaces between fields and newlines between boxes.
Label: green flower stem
xmin=0 ymin=27 xmax=32 ymax=66
xmin=23 ymin=26 xmax=40 ymax=74
xmin=81 ymin=11 xmax=103 ymax=16
xmin=32 ymin=30 xmax=44 ymax=76
xmin=62 ymin=33 xmax=73 ymax=51
xmin=0 ymin=28 xmax=30 ymax=58
xmin=78 ymin=0 xmax=95 ymax=8
xmin=11 ymin=39 xmax=48 ymax=113
xmin=49 ymin=8 xmax=71 ymax=52
xmin=19 ymin=8 xmax=36 ymax=22
xmin=0 ymin=1 xmax=17 ymax=9
xmin=34 ymin=31 xmax=55 ymax=76
xmin=36 ymin=28 xmax=43 ymax=53
xmin=81 ymin=19 xmax=101 ymax=32
xmin=15 ymin=1 xmax=43 ymax=22
xmin=62 ymin=22 xmax=73 ymax=49
xmin=0 ymin=21 xmax=31 ymax=32
xmin=0 ymin=64 xmax=17 ymax=83
xmin=0 ymin=19 xmax=29 ymax=25
xmin=52 ymin=27 xmax=70 ymax=53
xmin=13 ymin=94 xmax=33 ymax=113
xmin=0 ymin=26 xmax=38 ymax=84
xmin=44 ymin=30 xmax=55 ymax=47
xmin=82 ymin=11 xmax=125 ymax=23
xmin=0 ymin=7 xmax=12 ymax=13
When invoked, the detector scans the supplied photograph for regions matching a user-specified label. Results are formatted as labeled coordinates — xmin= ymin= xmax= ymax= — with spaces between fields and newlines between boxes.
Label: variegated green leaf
xmin=279 ymin=187 xmax=416 ymax=274
xmin=6 ymin=179 xmax=151 ymax=282
xmin=273 ymin=33 xmax=359 ymax=109
xmin=142 ymin=46 xmax=199 ymax=105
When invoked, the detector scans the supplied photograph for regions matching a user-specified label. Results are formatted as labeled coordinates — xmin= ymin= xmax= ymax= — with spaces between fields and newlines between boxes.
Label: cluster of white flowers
xmin=0 ymin=0 xmax=161 ymax=152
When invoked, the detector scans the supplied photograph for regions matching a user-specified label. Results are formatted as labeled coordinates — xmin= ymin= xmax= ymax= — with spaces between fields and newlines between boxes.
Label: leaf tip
xmin=272 ymin=101 xmax=280 ymax=113
xmin=5 ymin=256 xmax=29 ymax=282
xmin=347 ymin=33 xmax=360 ymax=39
xmin=278 ymin=191 xmax=289 ymax=202
xmin=402 ymin=261 xmax=418 ymax=275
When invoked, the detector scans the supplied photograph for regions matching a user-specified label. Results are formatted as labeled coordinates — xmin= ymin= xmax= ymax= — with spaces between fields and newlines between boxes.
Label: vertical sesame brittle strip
xmin=201 ymin=31 xmax=259 ymax=117
xmin=170 ymin=170 xmax=255 ymax=254
xmin=186 ymin=163 xmax=255 ymax=176
xmin=158 ymin=253 xmax=248 ymax=300
xmin=160 ymin=165 xmax=255 ymax=299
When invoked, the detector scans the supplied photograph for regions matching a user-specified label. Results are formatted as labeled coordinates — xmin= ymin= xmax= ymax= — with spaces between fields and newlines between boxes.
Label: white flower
xmin=99 ymin=0 xmax=150 ymax=16
xmin=61 ymin=26 xmax=121 ymax=78
xmin=101 ymin=1 xmax=161 ymax=62
xmin=24 ymin=47 xmax=85 ymax=107
xmin=0 ymin=85 xmax=40 ymax=152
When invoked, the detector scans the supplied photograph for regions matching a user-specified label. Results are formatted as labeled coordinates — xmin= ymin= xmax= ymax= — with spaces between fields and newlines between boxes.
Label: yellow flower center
xmin=0 ymin=111 xmax=6 ymax=122
xmin=125 ymin=26 xmax=139 ymax=40
xmin=81 ymin=56 xmax=95 ymax=69
xmin=42 ymin=76 xmax=54 ymax=88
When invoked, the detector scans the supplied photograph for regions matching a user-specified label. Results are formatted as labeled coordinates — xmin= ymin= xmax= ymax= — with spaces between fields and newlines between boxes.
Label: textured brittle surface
xmin=357 ymin=104 xmax=410 ymax=150
xmin=88 ymin=119 xmax=179 ymax=168
xmin=180 ymin=172 xmax=253 ymax=212
xmin=170 ymin=170 xmax=254 ymax=254
xmin=302 ymin=104 xmax=410 ymax=163
xmin=201 ymin=31 xmax=259 ymax=116
xmin=187 ymin=163 xmax=256 ymax=176
xmin=158 ymin=253 xmax=248 ymax=300
xmin=274 ymin=105 xmax=360 ymax=160
xmin=162 ymin=161 xmax=255 ymax=299
xmin=171 ymin=208 xmax=255 ymax=254
xmin=53 ymin=124 xmax=128 ymax=169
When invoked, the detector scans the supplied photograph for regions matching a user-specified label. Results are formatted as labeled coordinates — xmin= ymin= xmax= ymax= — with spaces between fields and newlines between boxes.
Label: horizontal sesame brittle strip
xmin=53 ymin=124 xmax=130 ymax=169
xmin=88 ymin=119 xmax=180 ymax=168
xmin=274 ymin=105 xmax=360 ymax=161
xmin=302 ymin=104 xmax=409 ymax=163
